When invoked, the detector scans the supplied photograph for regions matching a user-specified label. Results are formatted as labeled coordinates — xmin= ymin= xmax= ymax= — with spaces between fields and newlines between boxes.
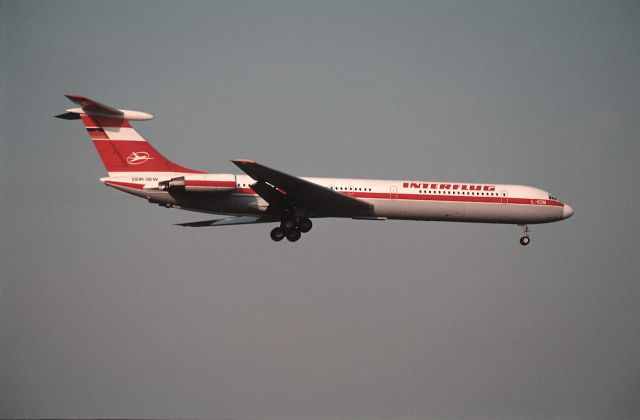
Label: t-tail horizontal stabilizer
xmin=56 ymin=94 xmax=154 ymax=120
xmin=54 ymin=111 xmax=81 ymax=120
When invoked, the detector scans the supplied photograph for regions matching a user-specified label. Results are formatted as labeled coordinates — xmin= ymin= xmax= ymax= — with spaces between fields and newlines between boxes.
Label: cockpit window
xmin=549 ymin=194 xmax=558 ymax=200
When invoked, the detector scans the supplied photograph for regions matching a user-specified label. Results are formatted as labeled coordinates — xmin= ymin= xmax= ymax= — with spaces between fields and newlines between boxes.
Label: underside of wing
xmin=176 ymin=215 xmax=279 ymax=227
xmin=231 ymin=160 xmax=374 ymax=217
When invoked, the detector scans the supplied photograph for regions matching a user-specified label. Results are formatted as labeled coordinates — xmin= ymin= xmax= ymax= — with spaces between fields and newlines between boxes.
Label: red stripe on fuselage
xmin=105 ymin=180 xmax=144 ymax=190
xmin=232 ymin=188 xmax=564 ymax=207
xmin=185 ymin=180 xmax=236 ymax=188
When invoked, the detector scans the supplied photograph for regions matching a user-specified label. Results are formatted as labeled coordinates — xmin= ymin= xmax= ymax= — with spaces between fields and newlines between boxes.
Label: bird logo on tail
xmin=126 ymin=151 xmax=154 ymax=165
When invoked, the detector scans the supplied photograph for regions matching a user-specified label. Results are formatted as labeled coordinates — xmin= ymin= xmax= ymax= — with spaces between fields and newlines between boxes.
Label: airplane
xmin=57 ymin=95 xmax=574 ymax=245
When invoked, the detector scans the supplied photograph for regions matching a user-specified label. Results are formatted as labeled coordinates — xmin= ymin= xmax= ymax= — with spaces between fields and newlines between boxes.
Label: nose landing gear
xmin=519 ymin=224 xmax=531 ymax=246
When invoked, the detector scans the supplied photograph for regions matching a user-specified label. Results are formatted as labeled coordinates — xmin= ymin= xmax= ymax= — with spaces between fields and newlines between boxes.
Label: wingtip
xmin=64 ymin=93 xmax=86 ymax=102
xmin=175 ymin=220 xmax=215 ymax=227
xmin=231 ymin=159 xmax=256 ymax=165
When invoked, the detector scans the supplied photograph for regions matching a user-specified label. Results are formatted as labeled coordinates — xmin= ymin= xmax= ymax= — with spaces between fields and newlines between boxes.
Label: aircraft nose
xmin=562 ymin=204 xmax=574 ymax=219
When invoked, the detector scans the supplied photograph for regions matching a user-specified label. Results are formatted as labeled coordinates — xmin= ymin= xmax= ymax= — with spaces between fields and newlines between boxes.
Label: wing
xmin=176 ymin=215 xmax=279 ymax=227
xmin=232 ymin=160 xmax=374 ymax=217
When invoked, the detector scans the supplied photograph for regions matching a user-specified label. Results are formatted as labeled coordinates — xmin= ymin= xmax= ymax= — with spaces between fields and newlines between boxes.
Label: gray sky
xmin=1 ymin=1 xmax=639 ymax=419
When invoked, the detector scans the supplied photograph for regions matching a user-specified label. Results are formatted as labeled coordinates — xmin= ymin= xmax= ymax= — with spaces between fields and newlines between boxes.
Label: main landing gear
xmin=519 ymin=224 xmax=531 ymax=246
xmin=270 ymin=217 xmax=313 ymax=242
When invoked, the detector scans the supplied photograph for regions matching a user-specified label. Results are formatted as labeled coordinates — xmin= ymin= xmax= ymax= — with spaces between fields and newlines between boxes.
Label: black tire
xmin=283 ymin=218 xmax=296 ymax=230
xmin=285 ymin=229 xmax=302 ymax=242
xmin=270 ymin=227 xmax=285 ymax=242
xmin=298 ymin=218 xmax=313 ymax=233
xmin=519 ymin=236 xmax=530 ymax=246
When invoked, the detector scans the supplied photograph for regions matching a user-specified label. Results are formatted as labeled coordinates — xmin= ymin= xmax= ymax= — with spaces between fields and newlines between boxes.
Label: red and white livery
xmin=57 ymin=95 xmax=574 ymax=245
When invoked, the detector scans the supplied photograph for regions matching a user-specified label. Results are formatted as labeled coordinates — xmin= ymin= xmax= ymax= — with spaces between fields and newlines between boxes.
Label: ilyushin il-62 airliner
xmin=57 ymin=95 xmax=573 ymax=245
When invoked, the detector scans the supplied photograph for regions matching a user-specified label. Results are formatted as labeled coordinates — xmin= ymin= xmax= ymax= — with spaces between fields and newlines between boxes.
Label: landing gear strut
xmin=519 ymin=225 xmax=531 ymax=246
xmin=282 ymin=217 xmax=297 ymax=230
xmin=270 ymin=217 xmax=312 ymax=242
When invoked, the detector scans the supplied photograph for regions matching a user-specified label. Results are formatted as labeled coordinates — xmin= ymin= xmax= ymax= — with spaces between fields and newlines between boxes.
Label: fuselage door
xmin=501 ymin=190 xmax=508 ymax=204
xmin=390 ymin=186 xmax=397 ymax=199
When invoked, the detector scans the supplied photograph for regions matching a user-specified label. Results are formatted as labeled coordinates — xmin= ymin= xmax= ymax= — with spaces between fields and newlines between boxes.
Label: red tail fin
xmin=59 ymin=95 xmax=202 ymax=175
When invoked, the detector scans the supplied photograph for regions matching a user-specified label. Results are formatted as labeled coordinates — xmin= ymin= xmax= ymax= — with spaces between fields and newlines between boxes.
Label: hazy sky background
xmin=1 ymin=1 xmax=639 ymax=419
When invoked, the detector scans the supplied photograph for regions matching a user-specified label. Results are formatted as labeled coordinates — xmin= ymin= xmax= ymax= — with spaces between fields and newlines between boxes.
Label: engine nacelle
xmin=159 ymin=174 xmax=236 ymax=194
xmin=162 ymin=177 xmax=185 ymax=190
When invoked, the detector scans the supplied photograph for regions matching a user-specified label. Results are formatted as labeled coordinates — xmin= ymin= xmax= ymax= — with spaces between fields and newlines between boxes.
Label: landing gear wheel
xmin=518 ymin=224 xmax=531 ymax=246
xmin=285 ymin=229 xmax=302 ymax=242
xmin=283 ymin=218 xmax=296 ymax=230
xmin=298 ymin=218 xmax=312 ymax=233
xmin=270 ymin=227 xmax=285 ymax=242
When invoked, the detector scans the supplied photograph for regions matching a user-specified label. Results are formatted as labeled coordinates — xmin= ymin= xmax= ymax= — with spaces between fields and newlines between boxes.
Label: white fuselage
xmin=101 ymin=172 xmax=573 ymax=225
